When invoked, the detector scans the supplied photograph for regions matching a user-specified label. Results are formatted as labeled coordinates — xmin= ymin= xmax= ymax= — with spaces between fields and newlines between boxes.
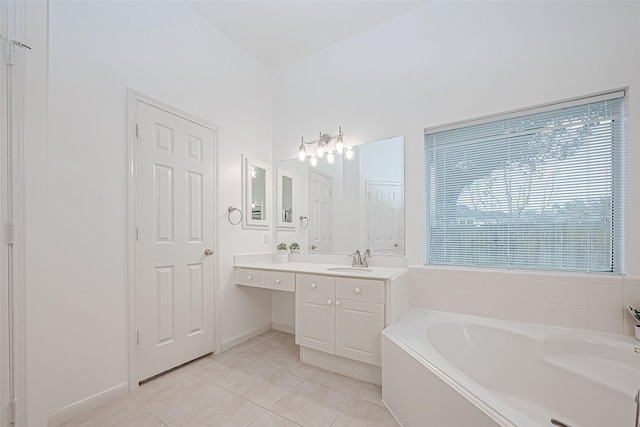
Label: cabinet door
xmin=295 ymin=292 xmax=335 ymax=354
xmin=335 ymin=299 xmax=384 ymax=366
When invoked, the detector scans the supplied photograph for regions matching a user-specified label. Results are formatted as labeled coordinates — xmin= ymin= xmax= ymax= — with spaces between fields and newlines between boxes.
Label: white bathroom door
xmin=308 ymin=170 xmax=332 ymax=253
xmin=366 ymin=181 xmax=404 ymax=254
xmin=136 ymin=100 xmax=215 ymax=381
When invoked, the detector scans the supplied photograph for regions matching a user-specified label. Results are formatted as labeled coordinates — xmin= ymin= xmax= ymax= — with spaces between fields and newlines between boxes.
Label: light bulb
xmin=336 ymin=126 xmax=344 ymax=154
xmin=298 ymin=137 xmax=306 ymax=161
xmin=309 ymin=156 xmax=318 ymax=167
xmin=326 ymin=151 xmax=335 ymax=164
xmin=316 ymin=142 xmax=324 ymax=158
xmin=345 ymin=147 xmax=354 ymax=160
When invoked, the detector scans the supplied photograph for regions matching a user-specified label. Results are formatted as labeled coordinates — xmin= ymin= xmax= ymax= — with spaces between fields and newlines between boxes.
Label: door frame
xmin=127 ymin=89 xmax=220 ymax=391
xmin=1 ymin=1 xmax=28 ymax=424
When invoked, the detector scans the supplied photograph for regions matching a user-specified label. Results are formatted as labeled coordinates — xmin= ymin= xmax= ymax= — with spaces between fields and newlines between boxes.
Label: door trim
xmin=2 ymin=1 xmax=29 ymax=424
xmin=126 ymin=89 xmax=220 ymax=391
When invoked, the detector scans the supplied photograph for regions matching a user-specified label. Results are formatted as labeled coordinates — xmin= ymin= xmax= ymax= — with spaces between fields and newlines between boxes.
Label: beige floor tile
xmin=57 ymin=396 xmax=164 ymax=427
xmin=249 ymin=411 xmax=302 ymax=427
xmin=270 ymin=381 xmax=352 ymax=427
xmin=307 ymin=369 xmax=363 ymax=395
xmin=355 ymin=383 xmax=383 ymax=406
xmin=258 ymin=329 xmax=281 ymax=339
xmin=225 ymin=336 xmax=266 ymax=354
xmin=331 ymin=398 xmax=400 ymax=427
xmin=227 ymin=368 xmax=303 ymax=408
xmin=169 ymin=390 xmax=264 ymax=427
xmin=184 ymin=355 xmax=253 ymax=389
xmin=128 ymin=369 xmax=223 ymax=423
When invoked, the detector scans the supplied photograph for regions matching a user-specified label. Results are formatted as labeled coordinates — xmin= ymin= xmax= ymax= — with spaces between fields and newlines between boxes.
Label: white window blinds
xmin=425 ymin=92 xmax=625 ymax=272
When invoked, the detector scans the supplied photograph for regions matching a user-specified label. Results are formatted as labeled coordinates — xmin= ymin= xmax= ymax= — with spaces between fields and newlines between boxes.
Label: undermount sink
xmin=327 ymin=267 xmax=372 ymax=273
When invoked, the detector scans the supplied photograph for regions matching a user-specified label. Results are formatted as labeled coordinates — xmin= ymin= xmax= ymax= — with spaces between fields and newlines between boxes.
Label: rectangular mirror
xmin=277 ymin=168 xmax=295 ymax=229
xmin=276 ymin=136 xmax=404 ymax=255
xmin=242 ymin=155 xmax=271 ymax=229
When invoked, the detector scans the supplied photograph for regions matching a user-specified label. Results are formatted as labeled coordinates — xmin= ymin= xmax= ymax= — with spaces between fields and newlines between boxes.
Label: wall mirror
xmin=242 ymin=155 xmax=271 ymax=229
xmin=276 ymin=136 xmax=404 ymax=255
xmin=277 ymin=168 xmax=295 ymax=229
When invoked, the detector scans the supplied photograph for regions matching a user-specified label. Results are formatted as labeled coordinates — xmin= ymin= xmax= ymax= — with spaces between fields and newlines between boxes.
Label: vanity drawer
xmin=336 ymin=278 xmax=385 ymax=303
xmin=296 ymin=274 xmax=335 ymax=297
xmin=235 ymin=268 xmax=264 ymax=288
xmin=265 ymin=271 xmax=295 ymax=292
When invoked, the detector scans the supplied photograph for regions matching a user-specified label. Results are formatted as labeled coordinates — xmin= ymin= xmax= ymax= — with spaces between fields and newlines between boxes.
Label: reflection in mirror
xmin=251 ymin=166 xmax=266 ymax=220
xmin=276 ymin=136 xmax=404 ymax=255
xmin=282 ymin=176 xmax=293 ymax=223
xmin=277 ymin=168 xmax=295 ymax=229
xmin=243 ymin=155 xmax=271 ymax=229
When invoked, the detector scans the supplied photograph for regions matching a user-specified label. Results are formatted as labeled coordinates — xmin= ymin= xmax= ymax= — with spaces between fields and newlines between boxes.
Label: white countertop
xmin=234 ymin=261 xmax=407 ymax=280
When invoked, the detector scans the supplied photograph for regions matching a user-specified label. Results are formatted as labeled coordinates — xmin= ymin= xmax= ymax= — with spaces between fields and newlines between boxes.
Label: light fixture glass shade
xmin=309 ymin=156 xmax=318 ymax=167
xmin=326 ymin=151 xmax=335 ymax=164
xmin=335 ymin=139 xmax=344 ymax=154
xmin=316 ymin=142 xmax=324 ymax=158
xmin=345 ymin=147 xmax=354 ymax=160
xmin=298 ymin=138 xmax=306 ymax=161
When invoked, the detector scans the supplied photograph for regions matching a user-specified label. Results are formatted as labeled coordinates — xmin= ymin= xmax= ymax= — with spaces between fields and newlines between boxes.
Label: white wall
xmin=273 ymin=1 xmax=640 ymax=332
xmin=24 ymin=1 xmax=274 ymax=424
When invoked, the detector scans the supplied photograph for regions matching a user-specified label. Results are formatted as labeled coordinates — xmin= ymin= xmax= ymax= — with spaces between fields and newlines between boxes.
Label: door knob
xmin=204 ymin=248 xmax=213 ymax=256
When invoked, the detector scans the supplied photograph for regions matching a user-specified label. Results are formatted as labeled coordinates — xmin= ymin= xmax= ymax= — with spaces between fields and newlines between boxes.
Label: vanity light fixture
xmin=297 ymin=126 xmax=353 ymax=166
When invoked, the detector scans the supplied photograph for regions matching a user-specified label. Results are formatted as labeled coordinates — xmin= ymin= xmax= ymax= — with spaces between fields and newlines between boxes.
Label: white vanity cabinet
xmin=295 ymin=274 xmax=385 ymax=366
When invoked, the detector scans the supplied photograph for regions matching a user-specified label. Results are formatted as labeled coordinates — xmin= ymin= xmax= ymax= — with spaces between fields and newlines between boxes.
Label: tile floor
xmin=59 ymin=330 xmax=400 ymax=427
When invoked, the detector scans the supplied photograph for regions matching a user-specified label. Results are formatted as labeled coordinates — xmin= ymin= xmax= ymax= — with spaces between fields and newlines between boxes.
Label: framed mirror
xmin=242 ymin=155 xmax=271 ymax=229
xmin=276 ymin=136 xmax=404 ymax=255
xmin=277 ymin=168 xmax=295 ymax=230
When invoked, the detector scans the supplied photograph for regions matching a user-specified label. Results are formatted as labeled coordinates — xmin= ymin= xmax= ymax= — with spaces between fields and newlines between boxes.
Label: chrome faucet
xmin=349 ymin=249 xmax=371 ymax=267
xmin=362 ymin=249 xmax=371 ymax=267
xmin=349 ymin=250 xmax=363 ymax=267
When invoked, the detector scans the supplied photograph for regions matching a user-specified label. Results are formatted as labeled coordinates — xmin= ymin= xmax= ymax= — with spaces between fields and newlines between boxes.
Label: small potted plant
xmin=289 ymin=242 xmax=300 ymax=254
xmin=276 ymin=242 xmax=289 ymax=263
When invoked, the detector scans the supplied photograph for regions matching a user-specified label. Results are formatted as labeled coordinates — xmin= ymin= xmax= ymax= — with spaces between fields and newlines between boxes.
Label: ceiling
xmin=187 ymin=1 xmax=430 ymax=69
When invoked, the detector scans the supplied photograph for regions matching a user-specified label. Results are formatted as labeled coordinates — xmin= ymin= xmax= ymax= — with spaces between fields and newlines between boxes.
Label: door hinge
xmin=7 ymin=222 xmax=15 ymax=245
xmin=137 ymin=331 xmax=140 ymax=345
xmin=135 ymin=124 xmax=139 ymax=138
xmin=8 ymin=399 xmax=16 ymax=424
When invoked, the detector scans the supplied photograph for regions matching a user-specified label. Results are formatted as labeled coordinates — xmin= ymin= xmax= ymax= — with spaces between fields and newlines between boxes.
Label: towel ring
xmin=228 ymin=206 xmax=243 ymax=225
xmin=299 ymin=216 xmax=309 ymax=229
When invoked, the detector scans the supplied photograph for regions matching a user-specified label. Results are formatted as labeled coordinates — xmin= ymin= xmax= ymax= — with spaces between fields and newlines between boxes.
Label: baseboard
xmin=220 ymin=324 xmax=272 ymax=352
xmin=271 ymin=321 xmax=294 ymax=334
xmin=47 ymin=382 xmax=128 ymax=426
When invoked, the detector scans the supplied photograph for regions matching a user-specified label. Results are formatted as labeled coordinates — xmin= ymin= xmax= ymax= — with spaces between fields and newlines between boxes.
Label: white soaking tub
xmin=381 ymin=308 xmax=640 ymax=427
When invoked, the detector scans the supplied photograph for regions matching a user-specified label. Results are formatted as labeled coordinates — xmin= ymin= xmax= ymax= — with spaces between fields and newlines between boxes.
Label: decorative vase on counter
xmin=276 ymin=243 xmax=289 ymax=262
xmin=277 ymin=250 xmax=289 ymax=263
xmin=289 ymin=242 xmax=301 ymax=254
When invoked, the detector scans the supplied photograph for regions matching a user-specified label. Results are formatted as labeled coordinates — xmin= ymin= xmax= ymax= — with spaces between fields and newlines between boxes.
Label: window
xmin=425 ymin=91 xmax=625 ymax=273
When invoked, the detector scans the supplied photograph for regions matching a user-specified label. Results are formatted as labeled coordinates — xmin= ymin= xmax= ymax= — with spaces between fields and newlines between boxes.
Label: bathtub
xmin=381 ymin=308 xmax=640 ymax=427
